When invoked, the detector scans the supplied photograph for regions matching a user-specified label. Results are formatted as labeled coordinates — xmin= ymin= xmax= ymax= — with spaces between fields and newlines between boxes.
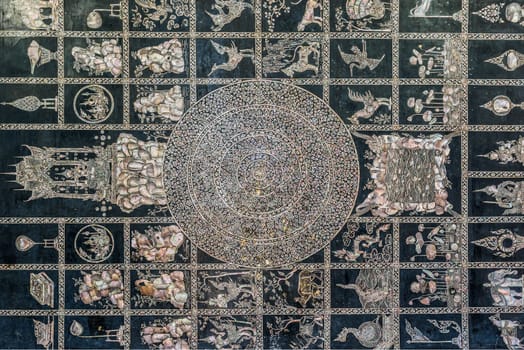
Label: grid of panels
xmin=0 ymin=0 xmax=522 ymax=349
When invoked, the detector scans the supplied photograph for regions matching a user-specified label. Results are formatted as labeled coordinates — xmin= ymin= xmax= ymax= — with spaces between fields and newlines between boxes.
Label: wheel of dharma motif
xmin=163 ymin=80 xmax=359 ymax=267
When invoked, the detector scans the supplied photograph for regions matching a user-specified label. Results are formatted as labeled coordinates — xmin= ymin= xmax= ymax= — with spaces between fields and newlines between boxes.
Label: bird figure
xmin=346 ymin=88 xmax=391 ymax=124
xmin=338 ymin=40 xmax=385 ymax=77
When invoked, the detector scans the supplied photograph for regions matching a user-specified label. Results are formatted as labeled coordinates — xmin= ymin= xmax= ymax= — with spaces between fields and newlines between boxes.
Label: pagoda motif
xmin=33 ymin=317 xmax=54 ymax=350
xmin=9 ymin=144 xmax=112 ymax=202
xmin=6 ymin=133 xmax=168 ymax=214
xmin=478 ymin=137 xmax=524 ymax=165
xmin=475 ymin=181 xmax=523 ymax=215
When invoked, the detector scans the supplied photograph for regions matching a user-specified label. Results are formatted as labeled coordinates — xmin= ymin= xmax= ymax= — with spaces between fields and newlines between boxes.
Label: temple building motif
xmin=8 ymin=133 xmax=167 ymax=214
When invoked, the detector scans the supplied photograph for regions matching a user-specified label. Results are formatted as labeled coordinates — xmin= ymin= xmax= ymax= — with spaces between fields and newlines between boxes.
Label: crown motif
xmin=473 ymin=3 xmax=505 ymax=23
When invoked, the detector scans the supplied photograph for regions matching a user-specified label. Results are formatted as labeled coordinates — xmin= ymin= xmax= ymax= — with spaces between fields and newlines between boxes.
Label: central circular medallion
xmin=163 ymin=80 xmax=359 ymax=267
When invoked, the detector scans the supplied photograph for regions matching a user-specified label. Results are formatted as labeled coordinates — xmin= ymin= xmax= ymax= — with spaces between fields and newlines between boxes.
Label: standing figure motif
xmin=71 ymin=39 xmax=122 ymax=77
xmin=133 ymin=86 xmax=185 ymax=123
xmin=132 ymin=38 xmax=185 ymax=77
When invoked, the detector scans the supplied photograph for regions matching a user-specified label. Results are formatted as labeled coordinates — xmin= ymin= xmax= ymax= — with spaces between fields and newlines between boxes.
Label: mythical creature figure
xmin=206 ymin=0 xmax=252 ymax=31
xmin=267 ymin=316 xmax=324 ymax=349
xmin=336 ymin=269 xmax=392 ymax=308
xmin=333 ymin=223 xmax=392 ymax=263
xmin=490 ymin=313 xmax=524 ymax=350
xmin=199 ymin=271 xmax=256 ymax=309
xmin=135 ymin=0 xmax=173 ymax=23
xmin=200 ymin=317 xmax=256 ymax=349
xmin=346 ymin=88 xmax=391 ymax=124
xmin=280 ymin=41 xmax=320 ymax=77
xmin=484 ymin=269 xmax=523 ymax=307
xmin=338 ymin=40 xmax=384 ymax=76
xmin=208 ymin=40 xmax=254 ymax=76
xmin=293 ymin=0 xmax=322 ymax=31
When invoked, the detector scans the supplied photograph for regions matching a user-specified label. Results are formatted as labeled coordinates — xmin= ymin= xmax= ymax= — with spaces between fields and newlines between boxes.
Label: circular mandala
xmin=74 ymin=224 xmax=114 ymax=263
xmin=164 ymin=80 xmax=359 ymax=267
xmin=73 ymin=84 xmax=114 ymax=124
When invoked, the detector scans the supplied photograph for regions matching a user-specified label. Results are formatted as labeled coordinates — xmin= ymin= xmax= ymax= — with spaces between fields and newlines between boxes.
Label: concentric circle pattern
xmin=163 ymin=80 xmax=359 ymax=267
